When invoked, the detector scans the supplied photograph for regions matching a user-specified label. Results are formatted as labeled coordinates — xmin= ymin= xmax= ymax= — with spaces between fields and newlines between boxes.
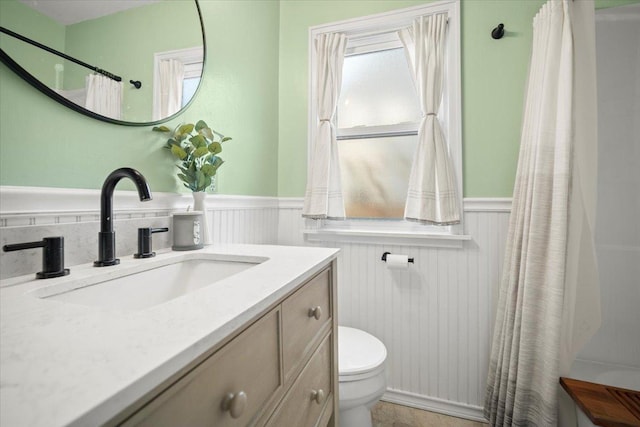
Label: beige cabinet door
xmin=122 ymin=308 xmax=282 ymax=427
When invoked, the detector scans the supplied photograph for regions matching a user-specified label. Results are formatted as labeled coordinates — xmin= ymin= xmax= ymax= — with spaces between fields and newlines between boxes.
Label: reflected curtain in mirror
xmin=85 ymin=74 xmax=122 ymax=120
xmin=157 ymin=59 xmax=184 ymax=120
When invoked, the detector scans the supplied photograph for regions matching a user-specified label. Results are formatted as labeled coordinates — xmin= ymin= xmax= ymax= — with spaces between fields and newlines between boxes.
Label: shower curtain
xmin=484 ymin=0 xmax=600 ymax=425
xmin=85 ymin=74 xmax=122 ymax=119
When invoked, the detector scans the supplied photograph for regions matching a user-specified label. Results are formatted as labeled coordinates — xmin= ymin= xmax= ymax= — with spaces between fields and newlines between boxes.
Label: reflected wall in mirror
xmin=0 ymin=0 xmax=205 ymax=125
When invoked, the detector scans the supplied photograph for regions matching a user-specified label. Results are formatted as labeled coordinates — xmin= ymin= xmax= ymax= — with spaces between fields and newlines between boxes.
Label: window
xmin=306 ymin=1 xmax=463 ymax=241
xmin=181 ymin=60 xmax=203 ymax=107
xmin=337 ymin=40 xmax=422 ymax=219
xmin=153 ymin=46 xmax=204 ymax=120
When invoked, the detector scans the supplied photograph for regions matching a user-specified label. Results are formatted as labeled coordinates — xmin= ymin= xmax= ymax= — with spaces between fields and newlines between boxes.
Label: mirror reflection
xmin=0 ymin=0 xmax=205 ymax=124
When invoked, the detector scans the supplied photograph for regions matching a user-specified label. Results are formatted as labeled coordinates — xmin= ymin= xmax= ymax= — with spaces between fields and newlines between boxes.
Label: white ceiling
xmin=18 ymin=0 xmax=160 ymax=26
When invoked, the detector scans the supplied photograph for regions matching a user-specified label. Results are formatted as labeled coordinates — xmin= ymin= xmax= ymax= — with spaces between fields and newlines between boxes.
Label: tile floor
xmin=371 ymin=401 xmax=488 ymax=427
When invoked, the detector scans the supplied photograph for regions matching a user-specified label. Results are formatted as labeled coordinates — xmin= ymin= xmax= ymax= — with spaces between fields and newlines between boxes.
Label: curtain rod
xmin=0 ymin=26 xmax=122 ymax=82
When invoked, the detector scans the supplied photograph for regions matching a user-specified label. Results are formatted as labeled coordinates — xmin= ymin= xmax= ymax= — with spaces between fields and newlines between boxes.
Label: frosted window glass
xmin=338 ymin=135 xmax=417 ymax=218
xmin=182 ymin=77 xmax=200 ymax=107
xmin=337 ymin=48 xmax=421 ymax=130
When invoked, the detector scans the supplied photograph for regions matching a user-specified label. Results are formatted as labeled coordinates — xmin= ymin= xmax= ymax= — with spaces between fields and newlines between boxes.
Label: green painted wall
xmin=462 ymin=0 xmax=543 ymax=197
xmin=277 ymin=0 xmax=640 ymax=198
xmin=0 ymin=0 xmax=65 ymax=87
xmin=1 ymin=0 xmax=637 ymax=197
xmin=0 ymin=0 xmax=280 ymax=195
xmin=278 ymin=0 xmax=533 ymax=197
xmin=276 ymin=0 xmax=539 ymax=197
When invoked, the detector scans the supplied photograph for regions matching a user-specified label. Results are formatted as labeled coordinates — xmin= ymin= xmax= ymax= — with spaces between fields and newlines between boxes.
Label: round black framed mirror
xmin=0 ymin=0 xmax=205 ymax=126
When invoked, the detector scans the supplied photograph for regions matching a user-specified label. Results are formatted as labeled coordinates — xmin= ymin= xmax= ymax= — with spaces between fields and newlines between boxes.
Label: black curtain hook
xmin=491 ymin=23 xmax=505 ymax=40
xmin=129 ymin=80 xmax=142 ymax=89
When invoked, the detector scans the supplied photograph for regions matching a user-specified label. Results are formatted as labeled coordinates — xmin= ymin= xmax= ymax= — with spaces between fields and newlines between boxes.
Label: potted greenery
xmin=153 ymin=120 xmax=232 ymax=192
xmin=153 ymin=120 xmax=231 ymax=245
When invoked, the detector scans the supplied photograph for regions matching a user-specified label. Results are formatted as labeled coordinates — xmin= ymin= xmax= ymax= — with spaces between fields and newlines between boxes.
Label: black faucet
xmin=94 ymin=168 xmax=152 ymax=267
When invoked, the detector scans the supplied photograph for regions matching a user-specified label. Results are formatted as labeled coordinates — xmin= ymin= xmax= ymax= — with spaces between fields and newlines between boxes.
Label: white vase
xmin=192 ymin=191 xmax=211 ymax=245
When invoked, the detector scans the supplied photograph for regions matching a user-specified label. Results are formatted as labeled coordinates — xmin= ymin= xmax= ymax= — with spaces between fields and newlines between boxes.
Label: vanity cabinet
xmin=117 ymin=263 xmax=337 ymax=427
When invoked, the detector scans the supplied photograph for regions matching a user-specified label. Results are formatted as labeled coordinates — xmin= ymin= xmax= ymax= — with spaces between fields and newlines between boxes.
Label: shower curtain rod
xmin=0 ymin=26 xmax=122 ymax=82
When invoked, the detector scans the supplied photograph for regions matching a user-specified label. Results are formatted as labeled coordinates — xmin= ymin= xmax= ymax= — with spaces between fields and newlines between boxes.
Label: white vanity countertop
xmin=0 ymin=244 xmax=339 ymax=427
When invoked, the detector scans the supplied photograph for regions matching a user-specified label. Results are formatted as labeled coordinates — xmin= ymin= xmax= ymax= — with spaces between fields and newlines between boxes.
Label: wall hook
xmin=491 ymin=23 xmax=505 ymax=39
xmin=129 ymin=80 xmax=142 ymax=89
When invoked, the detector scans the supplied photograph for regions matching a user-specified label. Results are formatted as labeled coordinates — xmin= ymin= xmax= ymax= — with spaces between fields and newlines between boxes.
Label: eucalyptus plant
xmin=153 ymin=120 xmax=231 ymax=192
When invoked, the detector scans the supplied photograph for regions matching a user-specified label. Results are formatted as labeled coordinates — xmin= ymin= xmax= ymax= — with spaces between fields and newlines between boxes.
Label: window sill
xmin=303 ymin=228 xmax=471 ymax=248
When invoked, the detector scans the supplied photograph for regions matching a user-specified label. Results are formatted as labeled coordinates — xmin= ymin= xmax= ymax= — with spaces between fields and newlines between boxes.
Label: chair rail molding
xmin=0 ymin=186 xmax=280 ymax=225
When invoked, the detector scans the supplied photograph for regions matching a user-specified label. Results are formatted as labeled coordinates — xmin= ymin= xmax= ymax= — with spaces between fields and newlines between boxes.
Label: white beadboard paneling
xmin=328 ymin=218 xmax=508 ymax=415
xmin=210 ymin=207 xmax=279 ymax=245
xmin=1 ymin=187 xmax=514 ymax=420
xmin=278 ymin=198 xmax=307 ymax=246
xmin=276 ymin=197 xmax=510 ymax=419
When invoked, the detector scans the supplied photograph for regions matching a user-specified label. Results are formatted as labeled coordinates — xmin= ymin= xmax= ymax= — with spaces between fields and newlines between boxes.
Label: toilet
xmin=338 ymin=326 xmax=387 ymax=427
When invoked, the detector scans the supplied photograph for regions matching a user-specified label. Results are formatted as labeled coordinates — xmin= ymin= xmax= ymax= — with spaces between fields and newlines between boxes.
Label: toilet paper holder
xmin=381 ymin=252 xmax=414 ymax=264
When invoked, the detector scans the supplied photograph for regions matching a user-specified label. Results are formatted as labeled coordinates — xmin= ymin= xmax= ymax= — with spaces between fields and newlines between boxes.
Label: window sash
xmin=337 ymin=123 xmax=419 ymax=140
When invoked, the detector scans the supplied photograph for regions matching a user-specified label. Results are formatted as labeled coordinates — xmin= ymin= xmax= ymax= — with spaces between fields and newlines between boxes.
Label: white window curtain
xmin=158 ymin=59 xmax=184 ymax=119
xmin=302 ymin=33 xmax=347 ymax=219
xmin=484 ymin=1 xmax=600 ymax=425
xmin=398 ymin=13 xmax=460 ymax=225
xmin=85 ymin=74 xmax=122 ymax=120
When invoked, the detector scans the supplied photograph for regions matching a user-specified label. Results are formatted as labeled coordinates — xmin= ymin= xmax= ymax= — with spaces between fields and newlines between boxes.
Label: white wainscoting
xmin=0 ymin=186 xmax=513 ymax=421
xmin=277 ymin=197 xmax=511 ymax=421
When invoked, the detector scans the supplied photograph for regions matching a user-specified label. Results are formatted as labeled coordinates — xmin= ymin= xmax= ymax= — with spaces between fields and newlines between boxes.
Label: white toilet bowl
xmin=338 ymin=326 xmax=387 ymax=427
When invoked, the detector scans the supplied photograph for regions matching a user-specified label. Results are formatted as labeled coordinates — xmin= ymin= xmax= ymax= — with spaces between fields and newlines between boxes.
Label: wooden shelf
xmin=560 ymin=377 xmax=640 ymax=427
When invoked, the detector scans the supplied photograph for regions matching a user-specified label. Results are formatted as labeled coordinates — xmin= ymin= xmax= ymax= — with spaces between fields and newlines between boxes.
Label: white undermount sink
xmin=34 ymin=255 xmax=265 ymax=311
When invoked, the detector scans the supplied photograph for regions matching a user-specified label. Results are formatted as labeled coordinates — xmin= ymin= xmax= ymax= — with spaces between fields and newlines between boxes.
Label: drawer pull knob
xmin=310 ymin=389 xmax=325 ymax=404
xmin=222 ymin=391 xmax=247 ymax=418
xmin=308 ymin=306 xmax=323 ymax=320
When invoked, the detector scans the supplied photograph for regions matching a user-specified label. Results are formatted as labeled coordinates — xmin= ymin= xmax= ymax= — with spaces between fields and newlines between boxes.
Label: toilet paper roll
xmin=385 ymin=254 xmax=409 ymax=269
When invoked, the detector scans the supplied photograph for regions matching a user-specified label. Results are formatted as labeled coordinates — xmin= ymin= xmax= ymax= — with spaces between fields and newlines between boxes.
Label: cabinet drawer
xmin=282 ymin=268 xmax=331 ymax=380
xmin=122 ymin=308 xmax=282 ymax=427
xmin=266 ymin=334 xmax=333 ymax=427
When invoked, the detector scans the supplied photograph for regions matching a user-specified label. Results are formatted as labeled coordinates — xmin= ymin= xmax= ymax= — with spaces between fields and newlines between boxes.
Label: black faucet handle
xmin=134 ymin=227 xmax=169 ymax=259
xmin=3 ymin=236 xmax=70 ymax=279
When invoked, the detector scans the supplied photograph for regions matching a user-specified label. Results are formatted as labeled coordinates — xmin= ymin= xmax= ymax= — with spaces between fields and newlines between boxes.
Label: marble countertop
xmin=0 ymin=244 xmax=339 ymax=427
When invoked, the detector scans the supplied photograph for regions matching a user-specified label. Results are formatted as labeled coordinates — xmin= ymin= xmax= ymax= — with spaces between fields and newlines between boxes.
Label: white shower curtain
xmin=398 ymin=14 xmax=460 ymax=225
xmin=484 ymin=0 xmax=600 ymax=425
xmin=85 ymin=74 xmax=122 ymax=119
xmin=303 ymin=33 xmax=347 ymax=219
xmin=157 ymin=59 xmax=184 ymax=119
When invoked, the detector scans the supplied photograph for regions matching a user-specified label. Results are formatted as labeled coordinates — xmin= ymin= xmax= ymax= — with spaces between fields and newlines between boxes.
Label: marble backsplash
xmin=0 ymin=217 xmax=172 ymax=281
